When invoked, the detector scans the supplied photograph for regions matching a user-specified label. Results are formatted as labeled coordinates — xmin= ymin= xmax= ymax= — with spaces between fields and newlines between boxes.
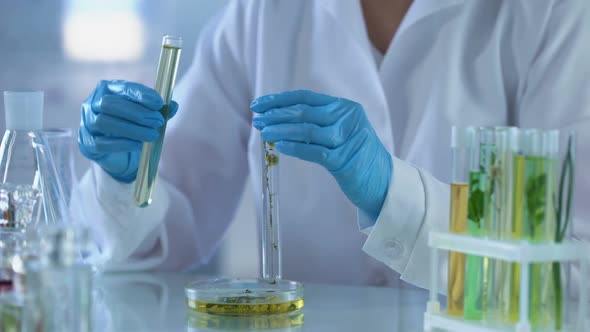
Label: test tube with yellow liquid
xmin=134 ymin=35 xmax=182 ymax=207
xmin=446 ymin=127 xmax=474 ymax=316
xmin=491 ymin=127 xmax=519 ymax=322
xmin=508 ymin=129 xmax=559 ymax=328
xmin=538 ymin=130 xmax=559 ymax=327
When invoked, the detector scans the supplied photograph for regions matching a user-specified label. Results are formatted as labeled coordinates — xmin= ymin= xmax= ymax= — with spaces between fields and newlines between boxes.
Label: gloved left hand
xmin=251 ymin=89 xmax=393 ymax=220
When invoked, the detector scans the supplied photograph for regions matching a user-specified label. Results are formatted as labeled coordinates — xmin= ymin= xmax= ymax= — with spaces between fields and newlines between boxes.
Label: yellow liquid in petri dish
xmin=187 ymin=311 xmax=304 ymax=330
xmin=187 ymin=298 xmax=304 ymax=316
xmin=185 ymin=278 xmax=304 ymax=318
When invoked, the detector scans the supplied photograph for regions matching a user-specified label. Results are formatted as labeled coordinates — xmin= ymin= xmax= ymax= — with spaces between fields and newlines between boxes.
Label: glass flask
xmin=0 ymin=91 xmax=69 ymax=230
xmin=44 ymin=128 xmax=76 ymax=208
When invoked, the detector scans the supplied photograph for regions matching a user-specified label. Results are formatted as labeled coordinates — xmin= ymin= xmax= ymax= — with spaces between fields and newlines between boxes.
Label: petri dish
xmin=185 ymin=278 xmax=304 ymax=316
xmin=186 ymin=311 xmax=304 ymax=331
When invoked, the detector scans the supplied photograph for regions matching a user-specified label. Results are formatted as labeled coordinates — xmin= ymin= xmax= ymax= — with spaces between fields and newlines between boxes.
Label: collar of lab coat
xmin=315 ymin=0 xmax=464 ymax=154
xmin=318 ymin=0 xmax=464 ymax=45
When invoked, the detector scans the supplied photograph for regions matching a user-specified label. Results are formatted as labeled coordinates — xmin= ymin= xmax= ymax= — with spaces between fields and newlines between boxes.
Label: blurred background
xmin=0 ymin=0 xmax=259 ymax=277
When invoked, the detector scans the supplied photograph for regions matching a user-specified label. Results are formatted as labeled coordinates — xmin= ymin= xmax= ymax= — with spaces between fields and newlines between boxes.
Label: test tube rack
xmin=423 ymin=231 xmax=590 ymax=332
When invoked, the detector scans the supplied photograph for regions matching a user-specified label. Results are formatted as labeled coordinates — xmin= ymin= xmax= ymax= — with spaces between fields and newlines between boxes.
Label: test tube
xmin=531 ymin=130 xmax=559 ymax=328
xmin=508 ymin=129 xmax=533 ymax=322
xmin=261 ymin=142 xmax=281 ymax=283
xmin=493 ymin=127 xmax=519 ymax=322
xmin=464 ymin=127 xmax=492 ymax=321
xmin=508 ymin=129 xmax=554 ymax=325
xmin=556 ymin=132 xmax=576 ymax=330
xmin=494 ymin=128 xmax=519 ymax=241
xmin=482 ymin=127 xmax=518 ymax=322
xmin=543 ymin=130 xmax=560 ymax=241
xmin=134 ymin=35 xmax=183 ymax=207
xmin=447 ymin=126 xmax=474 ymax=316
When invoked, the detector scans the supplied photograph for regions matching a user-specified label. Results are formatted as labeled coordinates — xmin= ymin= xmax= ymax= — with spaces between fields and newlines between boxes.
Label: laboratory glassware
xmin=528 ymin=130 xmax=559 ymax=328
xmin=491 ymin=127 xmax=519 ymax=322
xmin=427 ymin=201 xmax=588 ymax=332
xmin=446 ymin=126 xmax=474 ymax=316
xmin=44 ymin=128 xmax=76 ymax=207
xmin=463 ymin=127 xmax=493 ymax=321
xmin=552 ymin=132 xmax=575 ymax=330
xmin=187 ymin=310 xmax=305 ymax=331
xmin=134 ymin=35 xmax=183 ymax=207
xmin=480 ymin=127 xmax=517 ymax=321
xmin=427 ymin=127 xmax=586 ymax=332
xmin=185 ymin=278 xmax=305 ymax=316
xmin=509 ymin=129 xmax=559 ymax=327
xmin=0 ymin=186 xmax=39 ymax=330
xmin=0 ymin=91 xmax=69 ymax=229
xmin=21 ymin=226 xmax=92 ymax=332
xmin=0 ymin=233 xmax=20 ymax=292
xmin=509 ymin=129 xmax=541 ymax=323
xmin=262 ymin=142 xmax=281 ymax=282
xmin=0 ymin=233 xmax=31 ymax=331
xmin=184 ymin=139 xmax=303 ymax=316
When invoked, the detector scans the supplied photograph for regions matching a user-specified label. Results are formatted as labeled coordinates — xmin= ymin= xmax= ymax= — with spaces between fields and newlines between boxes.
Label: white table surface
xmin=93 ymin=273 xmax=430 ymax=332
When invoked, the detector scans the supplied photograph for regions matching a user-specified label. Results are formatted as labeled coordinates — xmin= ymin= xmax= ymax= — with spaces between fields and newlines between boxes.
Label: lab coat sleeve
xmin=361 ymin=157 xmax=449 ymax=292
xmin=73 ymin=0 xmax=257 ymax=271
xmin=73 ymin=164 xmax=172 ymax=270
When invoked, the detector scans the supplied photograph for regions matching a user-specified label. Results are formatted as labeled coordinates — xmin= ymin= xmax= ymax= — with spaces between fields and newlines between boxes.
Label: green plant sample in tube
xmin=464 ymin=170 xmax=486 ymax=320
xmin=509 ymin=155 xmax=556 ymax=327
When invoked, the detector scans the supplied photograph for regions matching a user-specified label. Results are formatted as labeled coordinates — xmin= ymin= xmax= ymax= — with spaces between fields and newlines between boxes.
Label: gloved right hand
xmin=78 ymin=80 xmax=179 ymax=183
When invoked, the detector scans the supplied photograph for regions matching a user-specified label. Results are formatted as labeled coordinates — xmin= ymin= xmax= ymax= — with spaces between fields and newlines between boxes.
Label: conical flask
xmin=44 ymin=128 xmax=76 ymax=208
xmin=0 ymin=91 xmax=69 ymax=231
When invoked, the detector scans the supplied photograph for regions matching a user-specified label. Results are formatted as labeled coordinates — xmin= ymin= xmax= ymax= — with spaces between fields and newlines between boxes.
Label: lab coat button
xmin=383 ymin=239 xmax=403 ymax=259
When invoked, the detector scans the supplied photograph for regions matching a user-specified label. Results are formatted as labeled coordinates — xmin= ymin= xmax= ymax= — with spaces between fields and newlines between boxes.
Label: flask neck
xmin=3 ymin=91 xmax=44 ymax=131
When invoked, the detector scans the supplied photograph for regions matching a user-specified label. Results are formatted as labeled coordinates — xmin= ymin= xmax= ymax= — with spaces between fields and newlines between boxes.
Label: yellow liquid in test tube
xmin=447 ymin=183 xmax=469 ymax=316
xmin=508 ymin=155 xmax=525 ymax=322
xmin=134 ymin=36 xmax=182 ymax=207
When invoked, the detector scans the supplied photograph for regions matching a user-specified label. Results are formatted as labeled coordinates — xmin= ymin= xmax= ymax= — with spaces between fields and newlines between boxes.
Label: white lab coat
xmin=75 ymin=0 xmax=590 ymax=288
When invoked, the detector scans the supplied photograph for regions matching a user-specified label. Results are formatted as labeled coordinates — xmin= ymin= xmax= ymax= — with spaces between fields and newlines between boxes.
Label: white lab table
xmin=93 ymin=273 xmax=430 ymax=332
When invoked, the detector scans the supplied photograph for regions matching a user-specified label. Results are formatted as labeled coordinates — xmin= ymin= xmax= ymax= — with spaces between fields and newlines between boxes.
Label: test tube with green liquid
xmin=464 ymin=127 xmax=494 ymax=320
xmin=134 ymin=35 xmax=182 ymax=207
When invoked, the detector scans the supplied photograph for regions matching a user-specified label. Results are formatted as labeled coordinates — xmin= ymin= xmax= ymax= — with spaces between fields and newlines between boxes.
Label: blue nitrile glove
xmin=78 ymin=80 xmax=179 ymax=183
xmin=251 ymin=90 xmax=393 ymax=220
